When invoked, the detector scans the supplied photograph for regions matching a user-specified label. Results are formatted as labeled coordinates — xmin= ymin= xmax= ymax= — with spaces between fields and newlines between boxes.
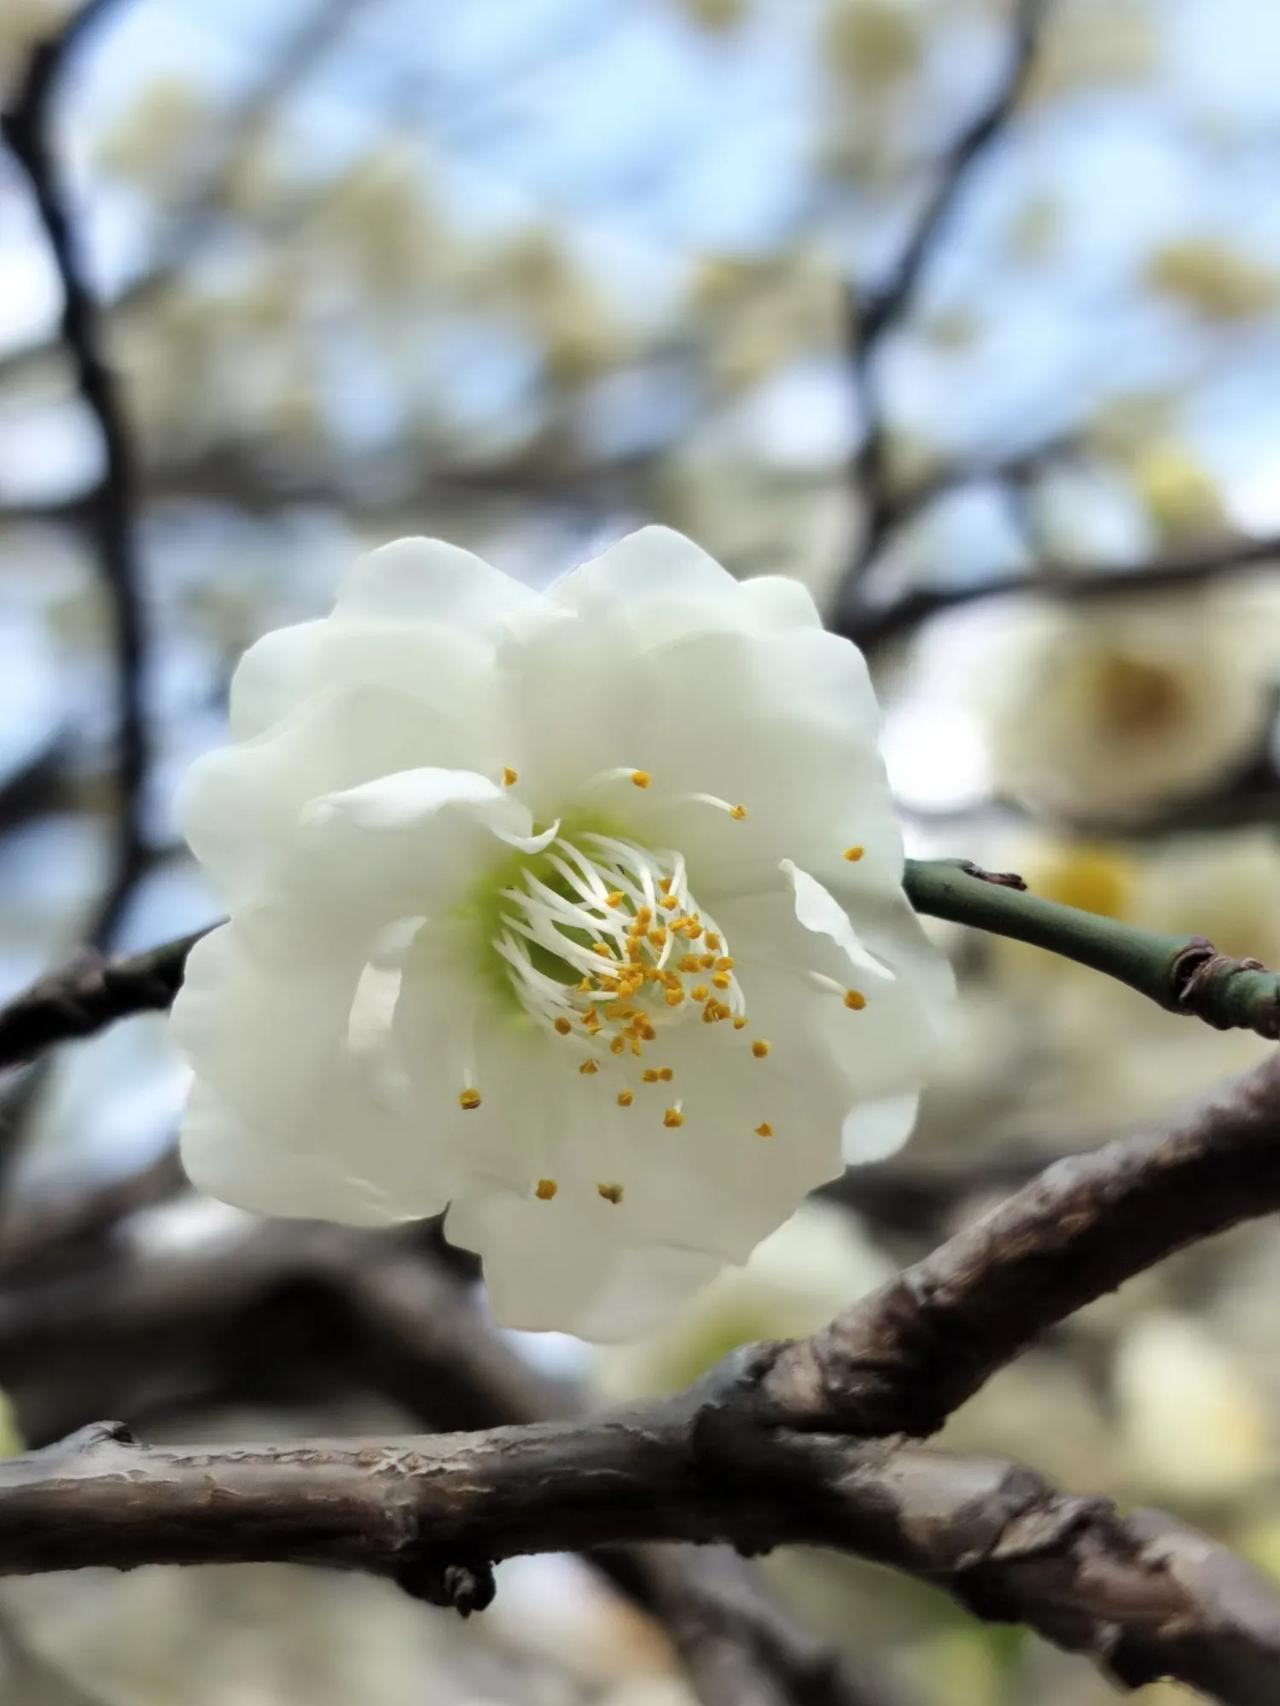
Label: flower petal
xmin=173 ymin=927 xmax=451 ymax=1222
xmin=178 ymin=684 xmax=467 ymax=908
xmin=291 ymin=767 xmax=554 ymax=937
xmin=338 ymin=537 xmax=539 ymax=632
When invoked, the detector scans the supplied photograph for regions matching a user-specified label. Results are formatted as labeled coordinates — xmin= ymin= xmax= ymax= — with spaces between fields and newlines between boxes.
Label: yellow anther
xmin=710 ymin=1000 xmax=731 ymax=1021
xmin=610 ymin=1036 xmax=626 ymax=1055
xmin=579 ymin=1059 xmax=600 ymax=1076
xmin=700 ymin=953 xmax=716 ymax=969
xmin=658 ymin=1066 xmax=673 ymax=1082
xmin=634 ymin=905 xmax=652 ymax=928
xmin=648 ymin=928 xmax=668 ymax=948
xmin=631 ymin=770 xmax=651 ymax=789
xmin=704 ymin=932 xmax=722 ymax=951
xmin=729 ymin=804 xmax=747 ymax=820
xmin=577 ymin=977 xmax=592 ymax=993
xmin=583 ymin=1013 xmax=602 ymax=1035
xmin=701 ymin=1003 xmax=717 ymax=1024
xmin=751 ymin=1039 xmax=770 ymax=1059
xmin=501 ymin=766 xmax=519 ymax=787
xmin=658 ymin=876 xmax=672 ymax=893
xmin=605 ymin=890 xmax=625 ymax=908
xmin=712 ymin=972 xmax=731 ymax=990
xmin=732 ymin=1016 xmax=747 ymax=1030
xmin=639 ymin=1020 xmax=656 ymax=1040
xmin=665 ymin=988 xmax=685 ymax=1007
xmin=553 ymin=1017 xmax=572 ymax=1036
xmin=660 ymin=893 xmax=679 ymax=910
xmin=678 ymin=954 xmax=702 ymax=973
xmin=755 ymin=1122 xmax=773 ymax=1138
xmin=842 ymin=845 xmax=865 ymax=862
xmin=458 ymin=1088 xmax=481 ymax=1111
xmin=663 ymin=1106 xmax=684 ymax=1129
xmin=535 ymin=1177 xmax=558 ymax=1200
xmin=642 ymin=1068 xmax=660 ymax=1083
xmin=617 ymin=1089 xmax=634 ymax=1107
xmin=691 ymin=985 xmax=709 ymax=1002
xmin=715 ymin=957 xmax=734 ymax=971
xmin=593 ymin=941 xmax=614 ymax=957
xmin=844 ymin=988 xmax=867 ymax=1011
xmin=597 ymin=1182 xmax=624 ymax=1203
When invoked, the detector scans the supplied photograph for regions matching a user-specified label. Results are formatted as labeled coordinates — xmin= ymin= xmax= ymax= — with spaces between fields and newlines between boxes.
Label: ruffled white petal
xmin=338 ymin=537 xmax=539 ymax=631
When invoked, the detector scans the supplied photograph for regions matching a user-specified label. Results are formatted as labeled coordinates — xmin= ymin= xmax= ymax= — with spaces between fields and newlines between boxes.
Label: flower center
xmin=493 ymin=832 xmax=745 ymax=1062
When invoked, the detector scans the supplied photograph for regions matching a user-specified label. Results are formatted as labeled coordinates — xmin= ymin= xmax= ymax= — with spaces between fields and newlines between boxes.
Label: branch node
xmin=957 ymin=861 xmax=1028 ymax=891
xmin=397 ymin=1553 xmax=496 ymax=1618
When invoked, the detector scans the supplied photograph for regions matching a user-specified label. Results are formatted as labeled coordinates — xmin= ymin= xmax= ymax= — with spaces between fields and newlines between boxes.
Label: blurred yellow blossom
xmin=1129 ymin=443 xmax=1226 ymax=544
xmin=823 ymin=0 xmax=923 ymax=88
xmin=1028 ymin=0 xmax=1159 ymax=100
xmin=673 ymin=0 xmax=750 ymax=30
xmin=95 ymin=76 xmax=208 ymax=196
xmin=1145 ymin=239 xmax=1280 ymax=323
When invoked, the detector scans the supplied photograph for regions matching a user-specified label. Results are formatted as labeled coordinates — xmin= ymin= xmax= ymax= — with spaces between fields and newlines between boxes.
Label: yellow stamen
xmin=631 ymin=770 xmax=651 ymax=789
xmin=663 ymin=1106 xmax=684 ymax=1129
xmin=704 ymin=932 xmax=722 ymax=951
xmin=660 ymin=893 xmax=679 ymax=910
xmin=732 ymin=1016 xmax=747 ymax=1030
xmin=617 ymin=1089 xmax=633 ymax=1107
xmin=553 ymin=1017 xmax=572 ymax=1036
xmin=535 ymin=1177 xmax=558 ymax=1200
xmin=579 ymin=1059 xmax=599 ymax=1076
xmin=665 ymin=988 xmax=685 ymax=1007
xmin=501 ymin=766 xmax=518 ymax=787
xmin=729 ymin=804 xmax=747 ymax=820
xmin=597 ymin=1182 xmax=624 ymax=1203
xmin=751 ymin=1039 xmax=770 ymax=1059
xmin=610 ymin=1036 xmax=626 ymax=1054
xmin=458 ymin=1088 xmax=481 ymax=1111
xmin=755 ymin=1122 xmax=773 ymax=1138
xmin=842 ymin=845 xmax=864 ymax=863
xmin=642 ymin=1068 xmax=660 ymax=1083
xmin=715 ymin=957 xmax=734 ymax=971
xmin=691 ymin=985 xmax=709 ymax=1002
xmin=712 ymin=972 xmax=731 ymax=989
xmin=658 ymin=1066 xmax=673 ymax=1082
xmin=844 ymin=988 xmax=867 ymax=1011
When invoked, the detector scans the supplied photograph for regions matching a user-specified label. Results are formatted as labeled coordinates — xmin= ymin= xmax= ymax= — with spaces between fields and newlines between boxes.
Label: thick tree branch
xmin=0 ymin=1415 xmax=1277 ymax=1702
xmin=760 ymin=1050 xmax=1280 ymax=1436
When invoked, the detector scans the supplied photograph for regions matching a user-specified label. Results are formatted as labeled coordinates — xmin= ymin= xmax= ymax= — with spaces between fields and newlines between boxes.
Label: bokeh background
xmin=1 ymin=0 xmax=1279 ymax=1701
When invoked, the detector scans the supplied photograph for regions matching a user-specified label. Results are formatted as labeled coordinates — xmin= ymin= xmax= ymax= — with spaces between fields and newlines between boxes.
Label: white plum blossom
xmin=171 ymin=527 xmax=951 ymax=1339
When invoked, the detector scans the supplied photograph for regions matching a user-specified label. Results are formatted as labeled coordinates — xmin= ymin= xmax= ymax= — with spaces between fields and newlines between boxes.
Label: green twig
xmin=906 ymin=857 xmax=1280 ymax=1039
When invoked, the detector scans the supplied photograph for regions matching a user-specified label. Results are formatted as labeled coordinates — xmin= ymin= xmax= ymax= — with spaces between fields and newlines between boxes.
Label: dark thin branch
xmin=1 ymin=1416 xmax=1277 ymax=1702
xmin=0 ymin=929 xmax=207 ymax=1072
xmin=760 ymin=1049 xmax=1280 ymax=1436
xmin=2 ymin=0 xmax=149 ymax=951
xmin=846 ymin=0 xmax=1050 ymax=570
xmin=838 ymin=530 xmax=1280 ymax=653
